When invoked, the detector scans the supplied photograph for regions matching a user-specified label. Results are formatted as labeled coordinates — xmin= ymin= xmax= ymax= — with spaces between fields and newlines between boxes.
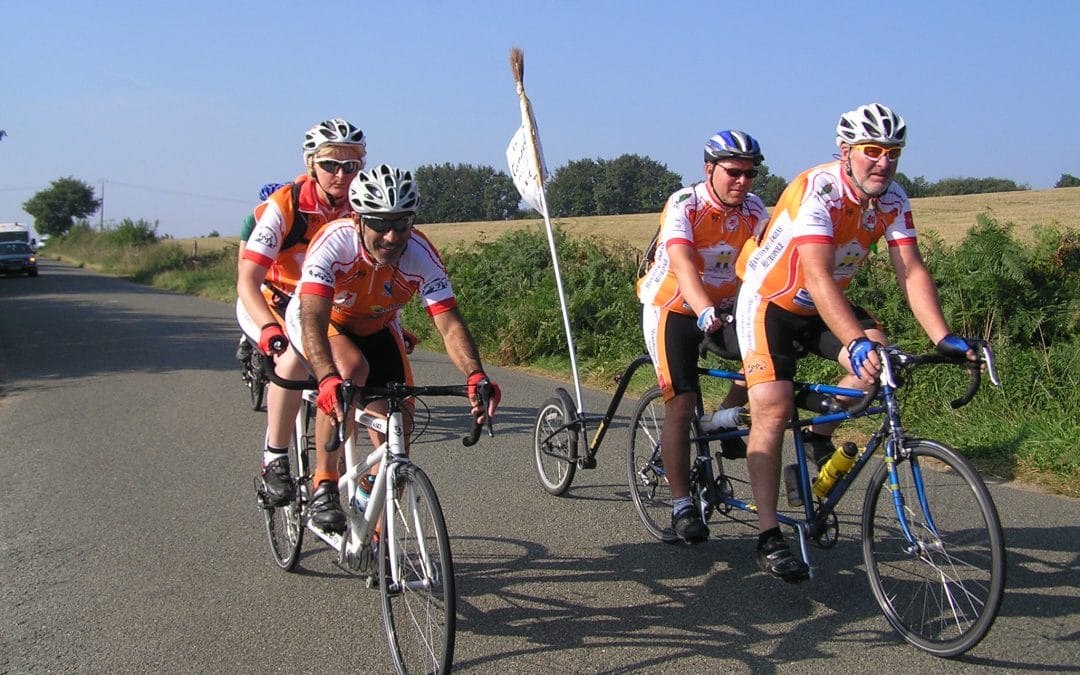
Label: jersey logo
xmin=422 ymin=278 xmax=449 ymax=295
xmin=254 ymin=229 xmax=279 ymax=249
xmin=312 ymin=269 xmax=334 ymax=286
xmin=382 ymin=281 xmax=393 ymax=296
xmin=819 ymin=183 xmax=834 ymax=197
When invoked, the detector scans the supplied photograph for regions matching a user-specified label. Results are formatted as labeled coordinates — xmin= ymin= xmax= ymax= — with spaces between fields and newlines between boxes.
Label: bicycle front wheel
xmin=262 ymin=403 xmax=311 ymax=571
xmin=380 ymin=464 xmax=455 ymax=674
xmin=533 ymin=391 xmax=578 ymax=496
xmin=627 ymin=386 xmax=681 ymax=543
xmin=862 ymin=439 xmax=1006 ymax=657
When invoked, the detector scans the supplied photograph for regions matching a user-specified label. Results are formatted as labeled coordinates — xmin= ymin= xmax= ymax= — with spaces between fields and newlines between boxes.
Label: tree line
xmin=22 ymin=168 xmax=1080 ymax=237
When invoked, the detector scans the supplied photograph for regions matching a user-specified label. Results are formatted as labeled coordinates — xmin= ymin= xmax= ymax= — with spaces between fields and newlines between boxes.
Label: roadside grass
xmin=41 ymin=188 xmax=1080 ymax=496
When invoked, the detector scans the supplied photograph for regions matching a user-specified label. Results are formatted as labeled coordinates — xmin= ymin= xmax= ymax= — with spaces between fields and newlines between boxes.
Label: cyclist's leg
xmin=801 ymin=307 xmax=883 ymax=445
xmin=646 ymin=306 xmax=708 ymax=543
xmin=349 ymin=328 xmax=414 ymax=451
xmin=737 ymin=295 xmax=809 ymax=580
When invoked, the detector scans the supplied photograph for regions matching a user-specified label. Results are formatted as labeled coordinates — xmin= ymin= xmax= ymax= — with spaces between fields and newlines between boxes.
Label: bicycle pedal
xmin=577 ymin=457 xmax=597 ymax=469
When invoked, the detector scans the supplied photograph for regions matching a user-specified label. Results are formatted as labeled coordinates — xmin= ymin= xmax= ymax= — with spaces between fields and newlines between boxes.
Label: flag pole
xmin=507 ymin=47 xmax=584 ymax=412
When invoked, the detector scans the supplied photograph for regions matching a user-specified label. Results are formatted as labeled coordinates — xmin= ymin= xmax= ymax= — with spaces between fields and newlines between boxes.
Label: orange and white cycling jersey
xmin=637 ymin=181 xmax=768 ymax=314
xmin=242 ymin=177 xmax=350 ymax=297
xmin=735 ymin=161 xmax=917 ymax=315
xmin=297 ymin=219 xmax=457 ymax=337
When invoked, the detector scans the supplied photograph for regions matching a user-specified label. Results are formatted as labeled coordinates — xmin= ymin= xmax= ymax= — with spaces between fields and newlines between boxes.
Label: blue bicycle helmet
xmin=258 ymin=182 xmax=288 ymax=201
xmin=704 ymin=130 xmax=764 ymax=165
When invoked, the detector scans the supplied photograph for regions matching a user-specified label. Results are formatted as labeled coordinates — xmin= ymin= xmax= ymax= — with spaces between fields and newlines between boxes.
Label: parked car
xmin=0 ymin=242 xmax=38 ymax=276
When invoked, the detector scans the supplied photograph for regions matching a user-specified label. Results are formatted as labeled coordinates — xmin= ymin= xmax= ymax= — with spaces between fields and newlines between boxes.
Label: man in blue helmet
xmin=637 ymin=130 xmax=769 ymax=544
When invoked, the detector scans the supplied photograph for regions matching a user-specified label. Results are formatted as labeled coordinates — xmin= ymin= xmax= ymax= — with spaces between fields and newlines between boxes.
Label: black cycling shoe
xmin=756 ymin=535 xmax=810 ymax=583
xmin=802 ymin=430 xmax=836 ymax=466
xmin=310 ymin=482 xmax=346 ymax=534
xmin=258 ymin=457 xmax=296 ymax=506
xmin=236 ymin=338 xmax=253 ymax=363
xmin=671 ymin=507 xmax=709 ymax=544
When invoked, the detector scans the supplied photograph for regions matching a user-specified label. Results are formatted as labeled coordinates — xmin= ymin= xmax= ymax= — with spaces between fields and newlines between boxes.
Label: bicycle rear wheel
xmin=533 ymin=389 xmax=578 ymax=495
xmin=246 ymin=351 xmax=268 ymax=412
xmin=379 ymin=464 xmax=455 ymax=674
xmin=862 ymin=439 xmax=1006 ymax=657
xmin=262 ymin=403 xmax=311 ymax=571
xmin=627 ymin=386 xmax=682 ymax=543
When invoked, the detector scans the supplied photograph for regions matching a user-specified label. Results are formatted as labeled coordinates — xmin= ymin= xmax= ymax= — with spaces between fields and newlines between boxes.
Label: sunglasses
xmin=315 ymin=158 xmax=363 ymax=174
xmin=719 ymin=167 xmax=759 ymax=180
xmin=362 ymin=214 xmax=415 ymax=234
xmin=855 ymin=144 xmax=902 ymax=161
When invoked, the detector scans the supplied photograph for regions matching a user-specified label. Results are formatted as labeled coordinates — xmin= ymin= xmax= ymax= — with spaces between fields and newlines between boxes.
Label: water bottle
xmin=353 ymin=473 xmax=375 ymax=512
xmin=699 ymin=406 xmax=747 ymax=433
xmin=811 ymin=442 xmax=860 ymax=499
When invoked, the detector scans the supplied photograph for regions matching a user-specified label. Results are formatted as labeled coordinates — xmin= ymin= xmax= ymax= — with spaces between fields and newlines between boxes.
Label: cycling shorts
xmin=643 ymin=304 xmax=741 ymax=401
xmin=284 ymin=297 xmax=413 ymax=387
xmin=736 ymin=296 xmax=880 ymax=388
xmin=235 ymin=288 xmax=290 ymax=347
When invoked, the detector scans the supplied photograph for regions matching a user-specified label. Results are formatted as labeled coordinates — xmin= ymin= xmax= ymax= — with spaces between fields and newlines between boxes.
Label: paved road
xmin=2 ymin=259 xmax=1078 ymax=673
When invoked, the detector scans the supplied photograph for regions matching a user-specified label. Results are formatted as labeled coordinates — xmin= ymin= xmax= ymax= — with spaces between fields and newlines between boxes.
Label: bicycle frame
xmin=691 ymin=343 xmax=997 ymax=577
xmin=536 ymin=353 xmax=654 ymax=468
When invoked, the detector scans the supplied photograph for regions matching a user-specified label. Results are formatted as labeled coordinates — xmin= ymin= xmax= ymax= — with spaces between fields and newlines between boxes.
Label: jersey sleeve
xmin=400 ymin=232 xmax=457 ymax=316
xmin=790 ymin=172 xmax=839 ymax=246
xmin=880 ymin=187 xmax=917 ymax=247
xmin=242 ymin=194 xmax=290 ymax=268
xmin=658 ymin=187 xmax=696 ymax=250
xmin=297 ymin=221 xmax=357 ymax=298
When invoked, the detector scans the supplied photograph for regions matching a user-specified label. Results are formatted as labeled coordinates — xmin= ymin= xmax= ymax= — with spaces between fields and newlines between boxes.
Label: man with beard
xmin=733 ymin=103 xmax=974 ymax=581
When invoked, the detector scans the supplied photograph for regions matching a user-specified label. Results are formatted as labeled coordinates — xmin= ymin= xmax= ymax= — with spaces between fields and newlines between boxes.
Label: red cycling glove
xmin=467 ymin=371 xmax=502 ymax=417
xmin=316 ymin=374 xmax=344 ymax=417
xmin=259 ymin=322 xmax=288 ymax=355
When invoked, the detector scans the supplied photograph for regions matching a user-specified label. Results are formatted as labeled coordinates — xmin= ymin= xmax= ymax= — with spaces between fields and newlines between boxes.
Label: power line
xmin=104 ymin=180 xmax=250 ymax=205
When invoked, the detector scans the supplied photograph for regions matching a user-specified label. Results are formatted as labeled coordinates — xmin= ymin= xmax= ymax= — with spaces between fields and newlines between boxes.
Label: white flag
xmin=506 ymin=126 xmax=547 ymax=214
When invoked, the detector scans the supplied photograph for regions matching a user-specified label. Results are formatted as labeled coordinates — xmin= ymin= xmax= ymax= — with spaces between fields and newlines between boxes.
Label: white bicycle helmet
xmin=704 ymin=130 xmax=764 ymax=165
xmin=349 ymin=164 xmax=420 ymax=215
xmin=303 ymin=118 xmax=366 ymax=157
xmin=836 ymin=103 xmax=907 ymax=148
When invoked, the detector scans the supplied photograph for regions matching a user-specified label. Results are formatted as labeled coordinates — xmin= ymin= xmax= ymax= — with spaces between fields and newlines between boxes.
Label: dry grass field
xmin=179 ymin=186 xmax=1080 ymax=254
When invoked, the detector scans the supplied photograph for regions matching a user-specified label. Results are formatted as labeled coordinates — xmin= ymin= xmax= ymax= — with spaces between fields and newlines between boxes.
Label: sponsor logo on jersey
xmin=422 ymin=278 xmax=449 ymax=296
xmin=745 ymin=357 xmax=767 ymax=374
xmin=255 ymin=229 xmax=279 ymax=248
xmin=312 ymin=269 xmax=334 ymax=285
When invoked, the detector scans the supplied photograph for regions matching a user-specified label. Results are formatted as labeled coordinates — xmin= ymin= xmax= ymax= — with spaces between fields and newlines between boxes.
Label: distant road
xmin=1 ymin=259 xmax=1078 ymax=672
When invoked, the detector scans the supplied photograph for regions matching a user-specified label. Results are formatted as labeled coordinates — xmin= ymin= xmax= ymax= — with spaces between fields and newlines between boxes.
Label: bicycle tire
xmin=246 ymin=352 xmax=268 ymax=412
xmin=861 ymin=439 xmax=1006 ymax=657
xmin=262 ymin=403 xmax=311 ymax=571
xmin=533 ymin=389 xmax=578 ymax=495
xmin=627 ymin=386 xmax=681 ymax=543
xmin=379 ymin=464 xmax=455 ymax=674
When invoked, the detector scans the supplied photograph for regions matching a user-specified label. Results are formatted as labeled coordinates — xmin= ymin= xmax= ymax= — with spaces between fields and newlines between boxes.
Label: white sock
xmin=263 ymin=449 xmax=288 ymax=466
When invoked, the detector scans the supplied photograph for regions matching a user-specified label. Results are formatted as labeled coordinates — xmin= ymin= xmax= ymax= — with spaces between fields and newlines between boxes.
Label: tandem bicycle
xmin=625 ymin=337 xmax=1005 ymax=657
xmin=255 ymin=362 xmax=496 ymax=674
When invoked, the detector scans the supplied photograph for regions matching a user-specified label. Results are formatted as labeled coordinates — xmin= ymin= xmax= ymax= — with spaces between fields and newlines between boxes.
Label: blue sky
xmin=2 ymin=1 xmax=1078 ymax=239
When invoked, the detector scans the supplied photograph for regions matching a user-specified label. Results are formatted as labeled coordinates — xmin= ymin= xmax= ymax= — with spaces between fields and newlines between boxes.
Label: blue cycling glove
xmin=696 ymin=306 xmax=720 ymax=333
xmin=936 ymin=333 xmax=971 ymax=359
xmin=846 ymin=337 xmax=877 ymax=379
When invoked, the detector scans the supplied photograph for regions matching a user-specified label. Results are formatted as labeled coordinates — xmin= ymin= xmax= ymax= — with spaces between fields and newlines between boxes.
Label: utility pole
xmin=99 ymin=179 xmax=105 ymax=231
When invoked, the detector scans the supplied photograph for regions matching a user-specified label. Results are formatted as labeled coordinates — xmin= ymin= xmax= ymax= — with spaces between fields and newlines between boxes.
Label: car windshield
xmin=0 ymin=243 xmax=32 ymax=254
